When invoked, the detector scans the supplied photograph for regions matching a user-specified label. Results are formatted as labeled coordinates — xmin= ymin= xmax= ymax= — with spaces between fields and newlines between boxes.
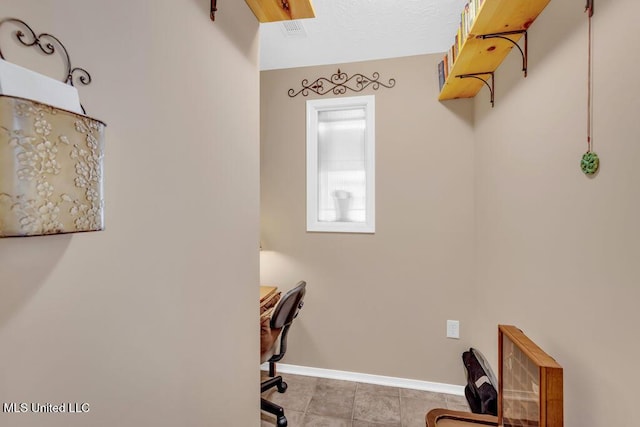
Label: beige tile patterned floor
xmin=261 ymin=373 xmax=470 ymax=427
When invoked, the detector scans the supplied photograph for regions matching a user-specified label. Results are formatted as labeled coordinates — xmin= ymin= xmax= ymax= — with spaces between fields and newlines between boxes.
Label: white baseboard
xmin=261 ymin=362 xmax=464 ymax=396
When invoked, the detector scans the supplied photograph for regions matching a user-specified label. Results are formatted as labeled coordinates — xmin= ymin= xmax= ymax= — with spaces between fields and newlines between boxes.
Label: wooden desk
xmin=260 ymin=286 xmax=277 ymax=302
xmin=260 ymin=286 xmax=278 ymax=311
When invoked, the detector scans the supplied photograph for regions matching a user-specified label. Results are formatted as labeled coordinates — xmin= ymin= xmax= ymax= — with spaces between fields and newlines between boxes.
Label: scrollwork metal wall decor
xmin=0 ymin=18 xmax=92 ymax=91
xmin=0 ymin=18 xmax=106 ymax=237
xmin=288 ymin=69 xmax=396 ymax=97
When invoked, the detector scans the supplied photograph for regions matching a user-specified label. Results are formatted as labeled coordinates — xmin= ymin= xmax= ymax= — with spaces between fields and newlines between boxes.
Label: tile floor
xmin=261 ymin=372 xmax=470 ymax=427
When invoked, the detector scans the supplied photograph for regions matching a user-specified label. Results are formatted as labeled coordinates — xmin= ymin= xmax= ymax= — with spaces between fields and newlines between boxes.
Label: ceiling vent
xmin=281 ymin=20 xmax=307 ymax=38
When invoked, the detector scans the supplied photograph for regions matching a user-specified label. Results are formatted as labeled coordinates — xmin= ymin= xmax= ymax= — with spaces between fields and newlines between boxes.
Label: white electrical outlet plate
xmin=446 ymin=320 xmax=460 ymax=339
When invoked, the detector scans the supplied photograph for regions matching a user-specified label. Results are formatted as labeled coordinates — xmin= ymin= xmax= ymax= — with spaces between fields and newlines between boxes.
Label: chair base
xmin=261 ymin=375 xmax=288 ymax=393
xmin=261 ymin=375 xmax=288 ymax=426
xmin=261 ymin=397 xmax=287 ymax=426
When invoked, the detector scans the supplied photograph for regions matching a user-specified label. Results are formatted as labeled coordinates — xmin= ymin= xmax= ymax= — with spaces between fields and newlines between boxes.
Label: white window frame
xmin=306 ymin=95 xmax=375 ymax=233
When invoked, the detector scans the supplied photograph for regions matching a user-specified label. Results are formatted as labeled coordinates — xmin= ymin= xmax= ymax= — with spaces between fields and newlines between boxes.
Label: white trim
xmin=260 ymin=363 xmax=465 ymax=396
xmin=306 ymin=95 xmax=376 ymax=233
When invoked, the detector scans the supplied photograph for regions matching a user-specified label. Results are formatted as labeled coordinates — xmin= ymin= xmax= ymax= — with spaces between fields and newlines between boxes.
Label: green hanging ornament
xmin=581 ymin=3 xmax=599 ymax=177
xmin=581 ymin=151 xmax=599 ymax=175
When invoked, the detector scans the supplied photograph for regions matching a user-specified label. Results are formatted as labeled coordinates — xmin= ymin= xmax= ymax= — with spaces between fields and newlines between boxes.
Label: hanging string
xmin=586 ymin=1 xmax=593 ymax=153
xmin=580 ymin=1 xmax=599 ymax=175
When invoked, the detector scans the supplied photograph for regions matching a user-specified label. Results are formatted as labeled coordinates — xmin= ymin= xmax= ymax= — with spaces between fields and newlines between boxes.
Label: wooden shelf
xmin=439 ymin=0 xmax=551 ymax=102
xmin=245 ymin=0 xmax=315 ymax=22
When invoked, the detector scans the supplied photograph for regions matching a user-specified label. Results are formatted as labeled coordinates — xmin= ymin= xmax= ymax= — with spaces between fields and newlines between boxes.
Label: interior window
xmin=306 ymin=95 xmax=375 ymax=233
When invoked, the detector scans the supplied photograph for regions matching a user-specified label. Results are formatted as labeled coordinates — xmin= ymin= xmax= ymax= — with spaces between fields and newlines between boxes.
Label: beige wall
xmin=261 ymin=56 xmax=476 ymax=385
xmin=473 ymin=0 xmax=640 ymax=426
xmin=0 ymin=1 xmax=260 ymax=426
xmin=262 ymin=0 xmax=640 ymax=425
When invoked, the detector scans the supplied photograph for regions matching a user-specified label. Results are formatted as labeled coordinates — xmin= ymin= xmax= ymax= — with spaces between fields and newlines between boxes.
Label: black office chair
xmin=260 ymin=281 xmax=306 ymax=427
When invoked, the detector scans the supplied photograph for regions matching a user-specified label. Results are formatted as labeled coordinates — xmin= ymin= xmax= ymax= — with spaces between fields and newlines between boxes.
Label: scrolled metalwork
xmin=457 ymin=72 xmax=495 ymax=108
xmin=0 ymin=17 xmax=91 ymax=88
xmin=480 ymin=30 xmax=527 ymax=77
xmin=288 ymin=68 xmax=396 ymax=97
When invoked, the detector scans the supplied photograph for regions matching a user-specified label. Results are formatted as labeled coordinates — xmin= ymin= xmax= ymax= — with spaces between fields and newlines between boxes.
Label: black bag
xmin=462 ymin=348 xmax=498 ymax=416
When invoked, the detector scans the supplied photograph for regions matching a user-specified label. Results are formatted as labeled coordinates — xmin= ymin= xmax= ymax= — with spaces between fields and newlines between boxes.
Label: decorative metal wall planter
xmin=0 ymin=18 xmax=106 ymax=237
xmin=0 ymin=95 xmax=105 ymax=237
xmin=288 ymin=69 xmax=396 ymax=97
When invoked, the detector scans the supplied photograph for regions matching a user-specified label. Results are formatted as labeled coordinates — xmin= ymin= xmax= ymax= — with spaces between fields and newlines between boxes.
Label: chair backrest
xmin=270 ymin=281 xmax=306 ymax=330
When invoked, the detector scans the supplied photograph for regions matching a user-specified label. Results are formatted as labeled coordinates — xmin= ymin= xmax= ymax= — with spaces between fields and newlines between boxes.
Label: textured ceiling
xmin=259 ymin=0 xmax=468 ymax=70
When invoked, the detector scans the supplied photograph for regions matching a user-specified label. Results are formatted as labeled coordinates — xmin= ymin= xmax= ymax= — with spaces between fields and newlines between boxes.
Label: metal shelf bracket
xmin=456 ymin=72 xmax=495 ymax=107
xmin=480 ymin=30 xmax=528 ymax=77
xmin=210 ymin=0 xmax=218 ymax=21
